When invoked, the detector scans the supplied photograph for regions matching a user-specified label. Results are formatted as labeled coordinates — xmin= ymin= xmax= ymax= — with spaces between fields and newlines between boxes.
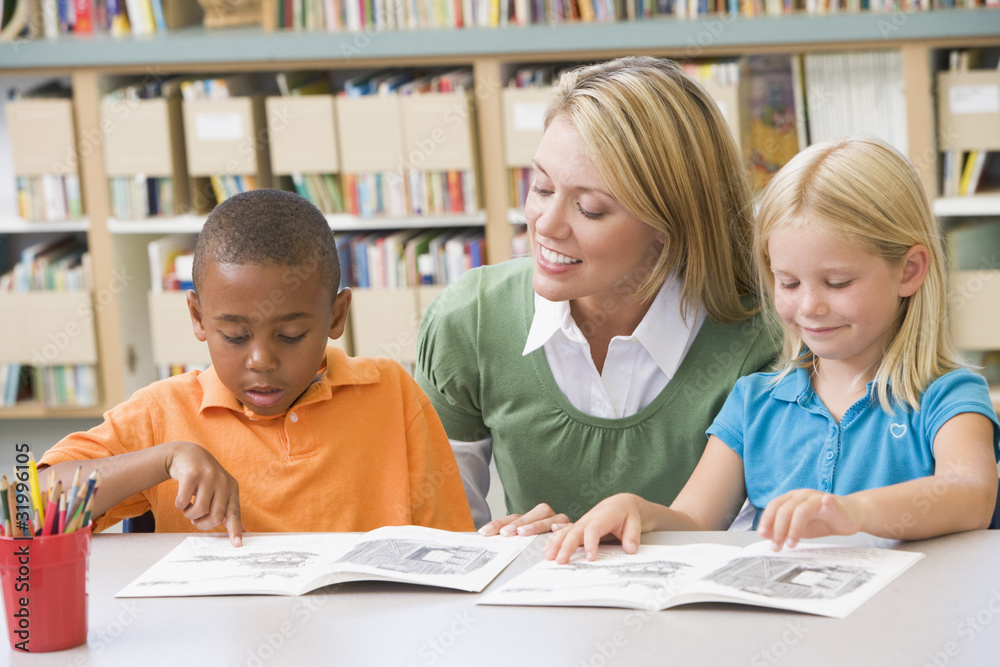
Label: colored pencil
xmin=64 ymin=466 xmax=81 ymax=518
xmin=57 ymin=495 xmax=67 ymax=535
xmin=41 ymin=481 xmax=61 ymax=536
xmin=27 ymin=452 xmax=45 ymax=526
xmin=0 ymin=477 xmax=10 ymax=537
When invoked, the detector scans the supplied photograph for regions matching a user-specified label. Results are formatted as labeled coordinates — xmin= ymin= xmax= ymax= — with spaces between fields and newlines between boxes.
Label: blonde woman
xmin=416 ymin=57 xmax=778 ymax=534
xmin=546 ymin=136 xmax=999 ymax=563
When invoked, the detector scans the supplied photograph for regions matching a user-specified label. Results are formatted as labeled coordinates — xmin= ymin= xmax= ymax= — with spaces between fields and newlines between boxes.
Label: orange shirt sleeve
xmin=38 ymin=391 xmax=158 ymax=532
xmin=402 ymin=377 xmax=475 ymax=532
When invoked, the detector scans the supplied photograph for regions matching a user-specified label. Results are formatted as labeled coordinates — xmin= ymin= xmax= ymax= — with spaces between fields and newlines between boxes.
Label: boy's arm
xmin=41 ymin=442 xmax=244 ymax=547
xmin=759 ymin=412 xmax=998 ymax=549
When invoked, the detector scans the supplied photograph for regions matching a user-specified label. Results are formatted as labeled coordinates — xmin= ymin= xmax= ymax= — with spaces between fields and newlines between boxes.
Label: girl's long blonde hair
xmin=545 ymin=56 xmax=758 ymax=323
xmin=753 ymin=136 xmax=964 ymax=411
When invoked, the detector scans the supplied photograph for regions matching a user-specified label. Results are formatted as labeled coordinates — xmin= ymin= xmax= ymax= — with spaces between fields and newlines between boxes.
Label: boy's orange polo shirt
xmin=40 ymin=346 xmax=474 ymax=533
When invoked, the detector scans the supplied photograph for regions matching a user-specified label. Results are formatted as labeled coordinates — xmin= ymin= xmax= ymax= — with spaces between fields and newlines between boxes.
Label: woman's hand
xmin=477 ymin=503 xmax=571 ymax=537
xmin=543 ymin=493 xmax=650 ymax=564
xmin=757 ymin=489 xmax=862 ymax=551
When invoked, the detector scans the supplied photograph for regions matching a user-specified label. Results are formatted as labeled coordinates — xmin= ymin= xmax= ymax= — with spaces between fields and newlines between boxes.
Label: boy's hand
xmin=478 ymin=503 xmax=570 ymax=538
xmin=165 ymin=443 xmax=244 ymax=547
xmin=543 ymin=493 xmax=648 ymax=564
xmin=757 ymin=489 xmax=862 ymax=551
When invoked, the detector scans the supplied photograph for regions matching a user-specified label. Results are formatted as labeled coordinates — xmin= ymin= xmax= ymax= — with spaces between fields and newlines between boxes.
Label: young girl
xmin=545 ymin=136 xmax=1000 ymax=562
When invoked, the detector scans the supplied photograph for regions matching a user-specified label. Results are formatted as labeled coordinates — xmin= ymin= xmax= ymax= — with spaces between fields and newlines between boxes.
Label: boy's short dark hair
xmin=192 ymin=189 xmax=340 ymax=301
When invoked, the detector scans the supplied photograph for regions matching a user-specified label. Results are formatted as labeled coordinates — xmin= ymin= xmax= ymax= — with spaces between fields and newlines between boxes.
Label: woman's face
xmin=524 ymin=115 xmax=664 ymax=307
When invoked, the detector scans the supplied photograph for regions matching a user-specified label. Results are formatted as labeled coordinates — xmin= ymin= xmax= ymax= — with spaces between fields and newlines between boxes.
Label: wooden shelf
xmin=1 ymin=10 xmax=998 ymax=70
xmin=933 ymin=195 xmax=1000 ymax=218
xmin=0 ymin=401 xmax=108 ymax=420
xmin=0 ymin=216 xmax=90 ymax=233
xmin=107 ymin=211 xmax=487 ymax=234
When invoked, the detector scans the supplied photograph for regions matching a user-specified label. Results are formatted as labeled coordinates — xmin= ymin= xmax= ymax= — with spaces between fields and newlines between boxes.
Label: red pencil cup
xmin=0 ymin=525 xmax=92 ymax=652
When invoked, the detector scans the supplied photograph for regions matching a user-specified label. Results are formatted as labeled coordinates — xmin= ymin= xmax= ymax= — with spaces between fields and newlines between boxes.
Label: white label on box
xmin=513 ymin=103 xmax=546 ymax=132
xmin=949 ymin=85 xmax=1000 ymax=115
xmin=194 ymin=112 xmax=245 ymax=141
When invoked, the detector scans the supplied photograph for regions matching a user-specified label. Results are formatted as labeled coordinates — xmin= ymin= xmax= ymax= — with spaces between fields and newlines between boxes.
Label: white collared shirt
xmin=522 ymin=281 xmax=706 ymax=418
xmin=455 ymin=280 xmax=707 ymax=527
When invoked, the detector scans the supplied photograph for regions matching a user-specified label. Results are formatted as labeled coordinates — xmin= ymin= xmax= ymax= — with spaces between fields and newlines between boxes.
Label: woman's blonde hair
xmin=753 ymin=135 xmax=964 ymax=411
xmin=545 ymin=56 xmax=758 ymax=323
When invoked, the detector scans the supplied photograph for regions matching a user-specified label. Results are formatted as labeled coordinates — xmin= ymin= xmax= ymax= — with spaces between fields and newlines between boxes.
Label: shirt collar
xmin=197 ymin=346 xmax=381 ymax=418
xmin=522 ymin=279 xmax=703 ymax=377
xmin=771 ymin=366 xmax=879 ymax=404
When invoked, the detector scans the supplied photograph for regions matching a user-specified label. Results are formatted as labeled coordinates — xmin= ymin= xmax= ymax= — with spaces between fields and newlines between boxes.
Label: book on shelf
xmin=337 ymin=68 xmax=479 ymax=219
xmin=6 ymin=80 xmax=84 ymax=222
xmin=270 ymin=71 xmax=344 ymax=214
xmin=740 ymin=54 xmax=807 ymax=189
xmin=939 ymin=49 xmax=1000 ymax=197
xmin=945 ymin=217 xmax=1000 ymax=271
xmin=335 ymin=227 xmax=484 ymax=289
xmin=103 ymin=77 xmax=187 ymax=219
xmin=0 ymin=235 xmax=98 ymax=408
xmin=116 ymin=525 xmax=532 ymax=597
xmin=5 ymin=0 xmax=202 ymax=38
xmin=257 ymin=0 xmax=997 ymax=33
xmin=147 ymin=234 xmax=207 ymax=379
xmin=181 ymin=75 xmax=274 ymax=211
xmin=802 ymin=50 xmax=908 ymax=156
xmin=479 ymin=540 xmax=924 ymax=619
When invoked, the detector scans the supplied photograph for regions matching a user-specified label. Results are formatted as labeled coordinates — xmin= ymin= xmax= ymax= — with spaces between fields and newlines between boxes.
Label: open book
xmin=479 ymin=541 xmax=923 ymax=619
xmin=116 ymin=526 xmax=532 ymax=597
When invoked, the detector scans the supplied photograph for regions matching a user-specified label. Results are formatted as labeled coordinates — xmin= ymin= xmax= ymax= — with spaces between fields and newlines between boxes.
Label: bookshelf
xmin=0 ymin=9 xmax=998 ymax=419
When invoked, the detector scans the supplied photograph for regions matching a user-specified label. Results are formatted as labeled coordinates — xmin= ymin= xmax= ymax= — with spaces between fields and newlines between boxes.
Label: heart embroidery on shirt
xmin=890 ymin=423 xmax=907 ymax=438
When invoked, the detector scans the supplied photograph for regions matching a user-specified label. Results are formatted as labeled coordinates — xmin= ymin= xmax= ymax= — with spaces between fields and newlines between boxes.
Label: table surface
xmin=3 ymin=530 xmax=1000 ymax=666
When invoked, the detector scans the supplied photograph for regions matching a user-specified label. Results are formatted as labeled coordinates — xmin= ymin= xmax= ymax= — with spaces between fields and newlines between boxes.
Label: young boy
xmin=40 ymin=189 xmax=474 ymax=545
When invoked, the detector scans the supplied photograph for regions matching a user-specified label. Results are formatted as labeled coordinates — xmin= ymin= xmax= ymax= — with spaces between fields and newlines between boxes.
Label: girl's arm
xmin=544 ymin=436 xmax=747 ymax=563
xmin=759 ymin=412 xmax=998 ymax=550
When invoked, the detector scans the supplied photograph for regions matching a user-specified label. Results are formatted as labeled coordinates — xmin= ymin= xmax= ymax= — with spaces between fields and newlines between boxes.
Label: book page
xmin=664 ymin=541 xmax=924 ymax=619
xmin=478 ymin=544 xmax=742 ymax=610
xmin=116 ymin=533 xmax=360 ymax=597
xmin=328 ymin=525 xmax=533 ymax=593
xmin=117 ymin=527 xmax=533 ymax=597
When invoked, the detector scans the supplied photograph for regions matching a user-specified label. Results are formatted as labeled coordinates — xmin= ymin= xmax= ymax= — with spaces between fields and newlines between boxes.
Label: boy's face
xmin=187 ymin=262 xmax=351 ymax=417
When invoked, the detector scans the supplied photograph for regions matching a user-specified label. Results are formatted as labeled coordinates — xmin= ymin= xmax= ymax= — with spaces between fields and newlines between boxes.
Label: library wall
xmin=0 ymin=12 xmax=999 ymax=421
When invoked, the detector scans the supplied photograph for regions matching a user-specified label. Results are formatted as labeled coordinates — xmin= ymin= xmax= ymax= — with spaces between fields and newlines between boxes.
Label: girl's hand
xmin=543 ymin=493 xmax=648 ymax=564
xmin=758 ymin=489 xmax=863 ymax=551
xmin=478 ymin=503 xmax=570 ymax=537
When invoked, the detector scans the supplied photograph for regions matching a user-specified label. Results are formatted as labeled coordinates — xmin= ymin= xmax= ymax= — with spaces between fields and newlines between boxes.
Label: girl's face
xmin=768 ymin=224 xmax=917 ymax=377
xmin=524 ymin=115 xmax=664 ymax=308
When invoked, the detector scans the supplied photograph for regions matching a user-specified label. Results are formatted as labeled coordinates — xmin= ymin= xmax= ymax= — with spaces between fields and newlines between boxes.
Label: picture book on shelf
xmin=117 ymin=526 xmax=532 ymax=598
xmin=479 ymin=541 xmax=923 ymax=619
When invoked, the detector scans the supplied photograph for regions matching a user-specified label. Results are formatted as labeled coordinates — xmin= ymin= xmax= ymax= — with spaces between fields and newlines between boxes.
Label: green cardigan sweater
xmin=416 ymin=258 xmax=779 ymax=521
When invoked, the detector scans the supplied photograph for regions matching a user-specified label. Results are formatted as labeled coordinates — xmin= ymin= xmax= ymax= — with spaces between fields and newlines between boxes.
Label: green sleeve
xmin=415 ymin=268 xmax=491 ymax=443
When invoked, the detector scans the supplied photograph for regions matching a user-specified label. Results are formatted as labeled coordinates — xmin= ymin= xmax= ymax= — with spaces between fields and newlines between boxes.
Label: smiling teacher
xmin=416 ymin=57 xmax=779 ymax=535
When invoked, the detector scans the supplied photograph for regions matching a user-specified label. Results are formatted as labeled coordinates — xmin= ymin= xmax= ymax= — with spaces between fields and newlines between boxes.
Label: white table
xmin=4 ymin=530 xmax=1000 ymax=666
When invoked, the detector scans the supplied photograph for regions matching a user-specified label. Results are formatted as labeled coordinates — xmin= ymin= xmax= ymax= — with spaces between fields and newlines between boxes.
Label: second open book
xmin=479 ymin=540 xmax=923 ymax=619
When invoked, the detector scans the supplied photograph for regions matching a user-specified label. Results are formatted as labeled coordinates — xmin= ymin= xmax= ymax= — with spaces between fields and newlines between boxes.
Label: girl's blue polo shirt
xmin=707 ymin=367 xmax=1000 ymax=527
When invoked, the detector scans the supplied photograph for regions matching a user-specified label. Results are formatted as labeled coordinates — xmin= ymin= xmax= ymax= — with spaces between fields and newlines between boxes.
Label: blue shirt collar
xmin=770 ymin=366 xmax=880 ymax=406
